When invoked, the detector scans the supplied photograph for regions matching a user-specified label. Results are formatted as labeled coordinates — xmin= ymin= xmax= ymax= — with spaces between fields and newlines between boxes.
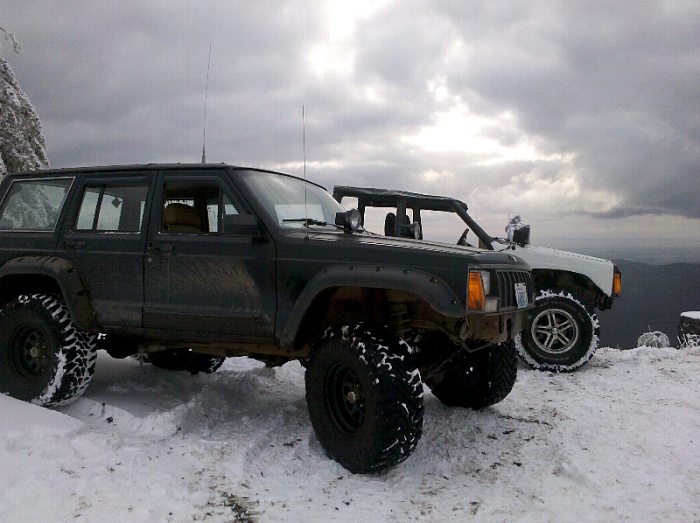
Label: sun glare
xmin=407 ymin=99 xmax=573 ymax=167
xmin=309 ymin=0 xmax=391 ymax=78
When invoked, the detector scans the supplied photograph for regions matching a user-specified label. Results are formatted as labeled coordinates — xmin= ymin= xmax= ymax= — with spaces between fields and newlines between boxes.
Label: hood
xmin=492 ymin=241 xmax=615 ymax=295
xmin=286 ymin=229 xmax=529 ymax=270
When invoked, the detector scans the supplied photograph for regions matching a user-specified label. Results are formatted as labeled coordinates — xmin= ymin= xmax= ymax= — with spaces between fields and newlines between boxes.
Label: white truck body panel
xmin=492 ymin=241 xmax=615 ymax=296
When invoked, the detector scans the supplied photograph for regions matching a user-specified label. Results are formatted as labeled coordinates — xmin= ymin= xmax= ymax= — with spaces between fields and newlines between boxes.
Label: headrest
xmin=164 ymin=203 xmax=202 ymax=228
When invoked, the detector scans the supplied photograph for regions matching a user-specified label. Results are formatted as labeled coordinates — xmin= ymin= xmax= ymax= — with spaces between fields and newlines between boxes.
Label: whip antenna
xmin=201 ymin=40 xmax=212 ymax=164
xmin=303 ymin=105 xmax=308 ymax=238
xmin=303 ymin=106 xmax=307 ymax=185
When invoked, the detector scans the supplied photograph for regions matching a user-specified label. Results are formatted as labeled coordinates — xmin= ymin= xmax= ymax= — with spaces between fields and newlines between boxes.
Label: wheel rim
xmin=530 ymin=307 xmax=579 ymax=354
xmin=325 ymin=362 xmax=366 ymax=435
xmin=10 ymin=326 xmax=50 ymax=377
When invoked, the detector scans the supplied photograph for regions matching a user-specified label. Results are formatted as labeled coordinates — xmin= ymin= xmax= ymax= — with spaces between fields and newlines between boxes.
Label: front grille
xmin=494 ymin=270 xmax=534 ymax=309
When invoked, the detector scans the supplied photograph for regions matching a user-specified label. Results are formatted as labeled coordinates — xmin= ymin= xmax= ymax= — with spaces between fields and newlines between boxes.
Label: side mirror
xmin=223 ymin=214 xmax=260 ymax=236
xmin=335 ymin=208 xmax=362 ymax=233
xmin=513 ymin=225 xmax=530 ymax=246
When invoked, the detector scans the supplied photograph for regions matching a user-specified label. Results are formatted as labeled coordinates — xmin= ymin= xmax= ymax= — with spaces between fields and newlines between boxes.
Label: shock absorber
xmin=388 ymin=302 xmax=410 ymax=340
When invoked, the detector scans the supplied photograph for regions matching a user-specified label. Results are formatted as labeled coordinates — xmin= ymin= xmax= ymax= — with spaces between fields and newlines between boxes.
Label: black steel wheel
xmin=515 ymin=289 xmax=599 ymax=372
xmin=324 ymin=360 xmax=366 ymax=434
xmin=0 ymin=294 xmax=97 ymax=407
xmin=305 ymin=323 xmax=424 ymax=473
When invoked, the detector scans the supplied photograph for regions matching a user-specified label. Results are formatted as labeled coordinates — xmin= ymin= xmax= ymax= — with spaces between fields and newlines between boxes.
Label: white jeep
xmin=334 ymin=186 xmax=622 ymax=372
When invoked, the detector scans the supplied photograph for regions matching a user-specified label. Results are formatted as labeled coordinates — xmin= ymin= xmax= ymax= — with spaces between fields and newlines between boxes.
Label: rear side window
xmin=0 ymin=178 xmax=73 ymax=231
xmin=75 ymin=184 xmax=149 ymax=233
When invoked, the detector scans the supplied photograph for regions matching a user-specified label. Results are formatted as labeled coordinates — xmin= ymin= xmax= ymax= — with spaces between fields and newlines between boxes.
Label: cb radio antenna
xmin=302 ymin=105 xmax=308 ymax=239
xmin=201 ymin=40 xmax=212 ymax=164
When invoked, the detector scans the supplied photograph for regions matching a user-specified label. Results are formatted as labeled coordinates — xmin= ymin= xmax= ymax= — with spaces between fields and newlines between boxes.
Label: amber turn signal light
xmin=613 ymin=271 xmax=622 ymax=297
xmin=468 ymin=271 xmax=485 ymax=311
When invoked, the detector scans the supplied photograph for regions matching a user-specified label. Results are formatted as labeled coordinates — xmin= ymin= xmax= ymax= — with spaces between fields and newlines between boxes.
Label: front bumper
xmin=462 ymin=308 xmax=531 ymax=344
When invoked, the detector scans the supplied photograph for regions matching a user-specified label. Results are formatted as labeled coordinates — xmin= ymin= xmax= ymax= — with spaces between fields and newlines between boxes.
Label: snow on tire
xmin=0 ymin=294 xmax=97 ymax=407
xmin=515 ymin=288 xmax=599 ymax=372
xmin=305 ymin=323 xmax=424 ymax=473
xmin=425 ymin=341 xmax=518 ymax=410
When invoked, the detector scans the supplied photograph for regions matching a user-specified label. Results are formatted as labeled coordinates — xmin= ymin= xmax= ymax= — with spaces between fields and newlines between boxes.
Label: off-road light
xmin=347 ymin=208 xmax=362 ymax=231
xmin=335 ymin=208 xmax=362 ymax=233
xmin=468 ymin=271 xmax=485 ymax=311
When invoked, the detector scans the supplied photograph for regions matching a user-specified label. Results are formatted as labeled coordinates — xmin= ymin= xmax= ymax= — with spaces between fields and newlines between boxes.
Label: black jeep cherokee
xmin=0 ymin=164 xmax=533 ymax=473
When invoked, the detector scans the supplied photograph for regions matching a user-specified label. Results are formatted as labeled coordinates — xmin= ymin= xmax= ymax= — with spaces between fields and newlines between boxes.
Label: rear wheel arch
xmin=0 ymin=274 xmax=62 ymax=308
xmin=0 ymin=257 xmax=101 ymax=332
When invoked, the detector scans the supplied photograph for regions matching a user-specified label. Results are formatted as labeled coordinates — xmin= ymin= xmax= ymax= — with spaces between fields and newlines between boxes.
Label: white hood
xmin=492 ymin=241 xmax=615 ymax=296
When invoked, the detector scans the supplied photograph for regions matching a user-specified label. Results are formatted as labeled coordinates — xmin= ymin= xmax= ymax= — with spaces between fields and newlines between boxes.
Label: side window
xmin=75 ymin=184 xmax=149 ymax=233
xmin=0 ymin=178 xmax=73 ymax=231
xmin=162 ymin=181 xmax=240 ymax=234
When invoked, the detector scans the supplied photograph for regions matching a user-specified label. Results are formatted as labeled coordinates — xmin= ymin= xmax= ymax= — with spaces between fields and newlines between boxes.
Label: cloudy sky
xmin=3 ymin=1 xmax=699 ymax=250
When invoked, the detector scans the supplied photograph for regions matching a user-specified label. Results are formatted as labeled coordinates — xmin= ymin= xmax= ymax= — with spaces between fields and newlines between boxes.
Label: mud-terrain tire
xmin=148 ymin=349 xmax=225 ymax=375
xmin=0 ymin=294 xmax=97 ymax=407
xmin=515 ymin=289 xmax=599 ymax=372
xmin=425 ymin=341 xmax=518 ymax=409
xmin=305 ymin=323 xmax=424 ymax=473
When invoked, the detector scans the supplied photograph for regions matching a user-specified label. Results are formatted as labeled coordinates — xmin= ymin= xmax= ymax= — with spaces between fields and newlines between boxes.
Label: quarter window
xmin=0 ymin=178 xmax=73 ymax=231
xmin=75 ymin=184 xmax=149 ymax=233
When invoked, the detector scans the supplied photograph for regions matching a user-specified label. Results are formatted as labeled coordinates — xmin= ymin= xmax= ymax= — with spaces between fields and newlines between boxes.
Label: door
xmin=58 ymin=175 xmax=152 ymax=328
xmin=143 ymin=171 xmax=276 ymax=342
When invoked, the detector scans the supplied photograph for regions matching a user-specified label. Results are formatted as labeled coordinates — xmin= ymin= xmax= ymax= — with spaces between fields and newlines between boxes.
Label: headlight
xmin=480 ymin=270 xmax=491 ymax=295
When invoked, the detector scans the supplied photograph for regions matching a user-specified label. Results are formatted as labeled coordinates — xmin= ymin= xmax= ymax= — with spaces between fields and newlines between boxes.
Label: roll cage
xmin=332 ymin=186 xmax=494 ymax=249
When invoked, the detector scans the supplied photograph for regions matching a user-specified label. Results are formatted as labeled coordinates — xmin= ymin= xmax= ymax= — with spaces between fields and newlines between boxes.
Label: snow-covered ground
xmin=2 ymin=345 xmax=699 ymax=522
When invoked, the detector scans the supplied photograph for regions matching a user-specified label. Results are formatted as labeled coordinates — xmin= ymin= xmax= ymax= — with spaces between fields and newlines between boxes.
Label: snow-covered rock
xmin=679 ymin=311 xmax=700 ymax=349
xmin=0 ymin=48 xmax=49 ymax=177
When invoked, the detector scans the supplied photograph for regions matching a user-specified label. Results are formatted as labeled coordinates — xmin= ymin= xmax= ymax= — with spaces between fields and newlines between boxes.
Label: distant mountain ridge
xmin=597 ymin=260 xmax=700 ymax=349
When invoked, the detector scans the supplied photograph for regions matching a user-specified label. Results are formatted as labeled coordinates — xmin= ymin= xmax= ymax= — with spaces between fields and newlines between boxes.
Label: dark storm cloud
xmin=3 ymin=1 xmax=327 ymax=168
xmin=2 ymin=0 xmax=699 ymax=233
xmin=432 ymin=1 xmax=700 ymax=218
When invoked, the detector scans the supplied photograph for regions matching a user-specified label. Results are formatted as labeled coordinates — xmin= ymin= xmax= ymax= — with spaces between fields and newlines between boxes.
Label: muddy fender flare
xmin=0 ymin=256 xmax=101 ymax=332
xmin=280 ymin=265 xmax=464 ymax=351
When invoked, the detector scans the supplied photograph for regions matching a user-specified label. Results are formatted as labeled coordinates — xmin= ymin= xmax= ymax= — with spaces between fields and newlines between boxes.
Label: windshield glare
xmin=238 ymin=171 xmax=347 ymax=229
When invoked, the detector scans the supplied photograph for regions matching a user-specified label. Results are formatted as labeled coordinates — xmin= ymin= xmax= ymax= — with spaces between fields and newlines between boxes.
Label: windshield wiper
xmin=283 ymin=218 xmax=373 ymax=234
xmin=283 ymin=218 xmax=340 ymax=229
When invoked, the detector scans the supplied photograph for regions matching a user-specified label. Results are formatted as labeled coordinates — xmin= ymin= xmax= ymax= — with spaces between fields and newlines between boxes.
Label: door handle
xmin=148 ymin=243 xmax=174 ymax=254
xmin=63 ymin=240 xmax=86 ymax=250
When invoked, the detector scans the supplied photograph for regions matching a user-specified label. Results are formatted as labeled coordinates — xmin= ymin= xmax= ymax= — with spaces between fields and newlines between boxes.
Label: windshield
xmin=238 ymin=170 xmax=348 ymax=229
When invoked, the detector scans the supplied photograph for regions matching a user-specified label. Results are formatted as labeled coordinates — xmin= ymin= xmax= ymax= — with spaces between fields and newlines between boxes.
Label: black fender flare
xmin=280 ymin=264 xmax=465 ymax=351
xmin=0 ymin=256 xmax=101 ymax=331
xmin=531 ymin=268 xmax=612 ymax=310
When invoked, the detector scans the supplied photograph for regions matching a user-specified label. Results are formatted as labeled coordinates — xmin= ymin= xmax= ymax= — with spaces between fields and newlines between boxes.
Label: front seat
xmin=163 ymin=203 xmax=204 ymax=233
